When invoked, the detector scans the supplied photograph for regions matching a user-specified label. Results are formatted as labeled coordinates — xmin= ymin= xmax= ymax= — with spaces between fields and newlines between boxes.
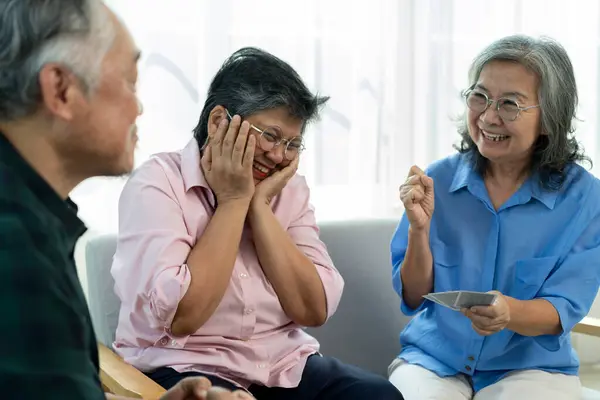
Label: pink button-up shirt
xmin=111 ymin=139 xmax=344 ymax=389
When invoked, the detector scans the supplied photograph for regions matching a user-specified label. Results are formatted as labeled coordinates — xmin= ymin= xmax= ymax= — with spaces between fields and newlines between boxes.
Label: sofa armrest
xmin=98 ymin=343 xmax=166 ymax=399
xmin=573 ymin=317 xmax=600 ymax=338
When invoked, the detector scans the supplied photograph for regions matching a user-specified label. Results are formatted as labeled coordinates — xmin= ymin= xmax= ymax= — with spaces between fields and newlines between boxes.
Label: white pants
xmin=388 ymin=359 xmax=581 ymax=400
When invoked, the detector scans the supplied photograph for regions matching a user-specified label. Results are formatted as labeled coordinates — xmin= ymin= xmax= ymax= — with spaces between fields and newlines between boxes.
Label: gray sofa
xmin=85 ymin=218 xmax=600 ymax=398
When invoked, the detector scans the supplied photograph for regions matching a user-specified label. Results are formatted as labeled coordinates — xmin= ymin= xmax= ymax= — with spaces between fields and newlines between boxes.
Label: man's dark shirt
xmin=0 ymin=133 xmax=104 ymax=399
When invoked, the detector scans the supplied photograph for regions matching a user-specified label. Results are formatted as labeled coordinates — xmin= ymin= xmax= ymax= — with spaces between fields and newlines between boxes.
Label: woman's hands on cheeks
xmin=201 ymin=112 xmax=299 ymax=209
xmin=201 ymin=114 xmax=256 ymax=205
xmin=462 ymin=291 xmax=511 ymax=336
xmin=252 ymin=156 xmax=300 ymax=207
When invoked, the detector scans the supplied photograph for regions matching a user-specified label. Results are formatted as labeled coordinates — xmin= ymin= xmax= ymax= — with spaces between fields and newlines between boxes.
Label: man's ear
xmin=38 ymin=63 xmax=84 ymax=121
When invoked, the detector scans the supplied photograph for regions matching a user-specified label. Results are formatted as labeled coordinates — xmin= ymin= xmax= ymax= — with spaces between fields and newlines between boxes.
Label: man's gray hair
xmin=0 ymin=0 xmax=115 ymax=122
xmin=456 ymin=35 xmax=588 ymax=189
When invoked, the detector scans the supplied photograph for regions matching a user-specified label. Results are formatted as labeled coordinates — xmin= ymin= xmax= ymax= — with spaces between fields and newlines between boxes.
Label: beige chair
xmin=85 ymin=220 xmax=600 ymax=399
xmin=97 ymin=342 xmax=165 ymax=398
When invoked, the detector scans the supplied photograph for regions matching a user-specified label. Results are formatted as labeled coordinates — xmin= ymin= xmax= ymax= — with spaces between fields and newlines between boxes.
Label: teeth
xmin=483 ymin=131 xmax=508 ymax=142
xmin=253 ymin=162 xmax=270 ymax=174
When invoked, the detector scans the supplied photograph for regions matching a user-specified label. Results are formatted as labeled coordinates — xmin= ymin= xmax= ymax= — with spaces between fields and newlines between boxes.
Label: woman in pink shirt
xmin=111 ymin=47 xmax=403 ymax=400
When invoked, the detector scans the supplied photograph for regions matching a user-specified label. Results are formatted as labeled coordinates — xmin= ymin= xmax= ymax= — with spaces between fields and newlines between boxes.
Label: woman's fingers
xmin=400 ymin=183 xmax=425 ymax=204
xmin=232 ymin=121 xmax=251 ymax=165
xmin=211 ymin=116 xmax=230 ymax=156
xmin=222 ymin=114 xmax=242 ymax=156
xmin=201 ymin=143 xmax=212 ymax=172
xmin=242 ymin=135 xmax=256 ymax=169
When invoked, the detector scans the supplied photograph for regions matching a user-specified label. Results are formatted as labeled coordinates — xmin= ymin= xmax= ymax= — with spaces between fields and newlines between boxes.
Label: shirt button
xmin=240 ymin=273 xmax=248 ymax=278
xmin=465 ymin=366 xmax=472 ymax=371
xmin=468 ymin=356 xmax=475 ymax=361
xmin=171 ymin=340 xmax=177 ymax=347
xmin=244 ymin=308 xmax=254 ymax=315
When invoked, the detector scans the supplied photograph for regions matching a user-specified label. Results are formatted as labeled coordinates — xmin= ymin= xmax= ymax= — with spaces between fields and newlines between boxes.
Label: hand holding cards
xmin=423 ymin=290 xmax=497 ymax=311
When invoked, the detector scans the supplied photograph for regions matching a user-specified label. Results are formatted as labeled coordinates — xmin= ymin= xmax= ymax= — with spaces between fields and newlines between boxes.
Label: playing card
xmin=430 ymin=291 xmax=460 ymax=307
xmin=423 ymin=291 xmax=461 ymax=310
xmin=422 ymin=294 xmax=447 ymax=307
xmin=423 ymin=290 xmax=496 ymax=311
xmin=454 ymin=291 xmax=497 ymax=309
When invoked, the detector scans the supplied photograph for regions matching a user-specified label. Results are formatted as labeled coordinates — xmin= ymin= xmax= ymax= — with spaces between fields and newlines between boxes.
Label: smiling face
xmin=243 ymin=107 xmax=303 ymax=184
xmin=467 ymin=60 xmax=542 ymax=167
xmin=208 ymin=106 xmax=304 ymax=185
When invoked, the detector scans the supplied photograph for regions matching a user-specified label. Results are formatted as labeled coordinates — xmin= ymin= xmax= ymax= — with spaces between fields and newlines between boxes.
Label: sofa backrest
xmin=85 ymin=233 xmax=119 ymax=347
xmin=306 ymin=218 xmax=409 ymax=376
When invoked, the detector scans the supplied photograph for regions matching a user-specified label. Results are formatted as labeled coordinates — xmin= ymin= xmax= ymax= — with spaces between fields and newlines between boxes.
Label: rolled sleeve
xmin=534 ymin=214 xmax=600 ymax=351
xmin=149 ymin=263 xmax=192 ymax=329
xmin=287 ymin=177 xmax=344 ymax=320
xmin=112 ymin=158 xmax=198 ymax=346
xmin=391 ymin=213 xmax=429 ymax=316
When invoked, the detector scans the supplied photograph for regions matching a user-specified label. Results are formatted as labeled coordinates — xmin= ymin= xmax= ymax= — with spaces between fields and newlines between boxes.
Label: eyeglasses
xmin=464 ymin=89 xmax=539 ymax=122
xmin=225 ymin=109 xmax=305 ymax=161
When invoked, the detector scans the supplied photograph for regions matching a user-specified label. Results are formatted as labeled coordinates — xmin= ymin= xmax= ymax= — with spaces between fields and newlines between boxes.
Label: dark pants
xmin=146 ymin=354 xmax=403 ymax=400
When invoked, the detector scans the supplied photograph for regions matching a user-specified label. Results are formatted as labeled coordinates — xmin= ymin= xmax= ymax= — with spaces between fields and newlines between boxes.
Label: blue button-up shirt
xmin=391 ymin=153 xmax=600 ymax=392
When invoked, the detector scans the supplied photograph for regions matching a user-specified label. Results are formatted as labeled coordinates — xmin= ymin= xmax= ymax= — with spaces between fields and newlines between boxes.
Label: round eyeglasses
xmin=464 ymin=89 xmax=539 ymax=122
xmin=226 ymin=109 xmax=305 ymax=161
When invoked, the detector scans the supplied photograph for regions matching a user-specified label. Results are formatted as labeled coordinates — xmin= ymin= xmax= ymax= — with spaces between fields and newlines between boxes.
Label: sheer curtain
xmin=75 ymin=0 xmax=600 ymax=359
xmin=76 ymin=0 xmax=600 ymax=232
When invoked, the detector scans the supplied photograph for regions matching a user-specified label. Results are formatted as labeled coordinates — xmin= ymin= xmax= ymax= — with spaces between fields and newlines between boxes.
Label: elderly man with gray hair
xmin=0 ymin=0 xmax=251 ymax=399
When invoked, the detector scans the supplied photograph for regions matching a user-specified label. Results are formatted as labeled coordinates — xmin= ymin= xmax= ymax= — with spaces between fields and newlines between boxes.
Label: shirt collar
xmin=0 ymin=133 xmax=86 ymax=241
xmin=449 ymin=154 xmax=557 ymax=210
xmin=525 ymin=172 xmax=558 ymax=210
xmin=181 ymin=138 xmax=211 ymax=192
xmin=449 ymin=155 xmax=478 ymax=193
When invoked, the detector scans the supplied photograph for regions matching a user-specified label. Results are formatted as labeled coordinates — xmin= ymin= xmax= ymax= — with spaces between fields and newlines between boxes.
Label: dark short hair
xmin=193 ymin=47 xmax=329 ymax=147
xmin=455 ymin=35 xmax=590 ymax=190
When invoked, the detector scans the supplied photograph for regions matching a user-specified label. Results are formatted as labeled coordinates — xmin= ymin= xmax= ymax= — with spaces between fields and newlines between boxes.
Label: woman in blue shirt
xmin=389 ymin=34 xmax=600 ymax=399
